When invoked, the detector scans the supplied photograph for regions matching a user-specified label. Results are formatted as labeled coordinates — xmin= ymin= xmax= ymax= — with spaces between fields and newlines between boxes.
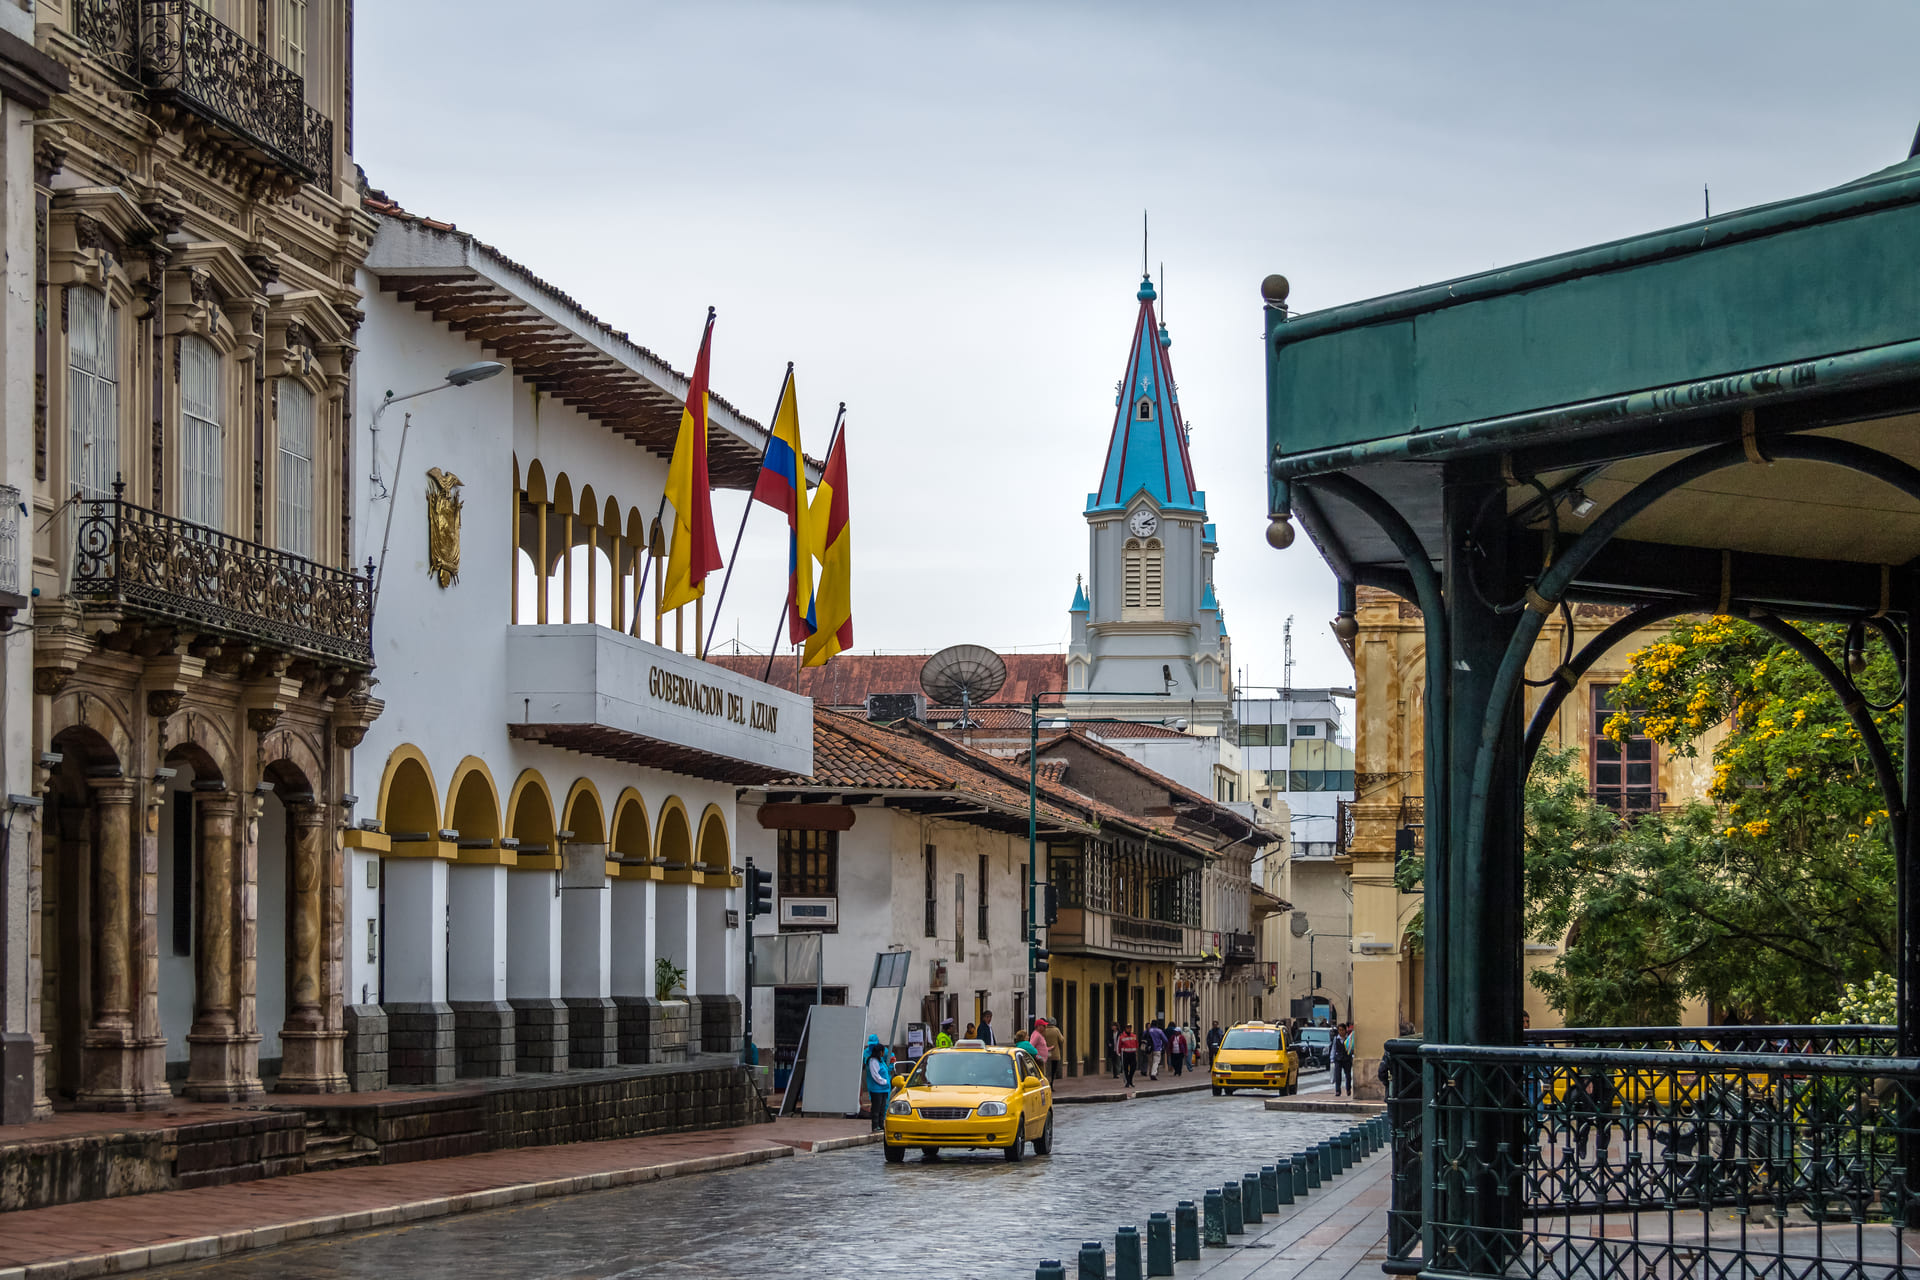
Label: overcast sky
xmin=357 ymin=1 xmax=1919 ymax=691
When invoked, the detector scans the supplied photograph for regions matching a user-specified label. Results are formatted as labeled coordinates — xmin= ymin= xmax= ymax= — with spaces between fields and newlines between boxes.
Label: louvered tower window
xmin=1122 ymin=538 xmax=1164 ymax=617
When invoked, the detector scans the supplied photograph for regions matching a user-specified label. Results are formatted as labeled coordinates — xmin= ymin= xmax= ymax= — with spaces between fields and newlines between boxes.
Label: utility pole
xmin=1283 ymin=615 xmax=1295 ymax=691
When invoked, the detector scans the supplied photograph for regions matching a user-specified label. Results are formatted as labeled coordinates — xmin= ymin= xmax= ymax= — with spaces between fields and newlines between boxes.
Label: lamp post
xmin=368 ymin=361 xmax=506 ymax=612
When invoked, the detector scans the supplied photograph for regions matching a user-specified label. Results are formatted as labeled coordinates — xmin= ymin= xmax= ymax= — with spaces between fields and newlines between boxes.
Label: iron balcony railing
xmin=1224 ymin=930 xmax=1257 ymax=963
xmin=72 ymin=0 xmax=333 ymax=187
xmin=71 ymin=483 xmax=371 ymax=666
xmin=1111 ymin=916 xmax=1185 ymax=947
xmin=1383 ymin=1028 xmax=1913 ymax=1279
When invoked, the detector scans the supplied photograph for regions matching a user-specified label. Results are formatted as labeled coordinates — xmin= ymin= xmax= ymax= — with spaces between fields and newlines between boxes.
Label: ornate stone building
xmin=1341 ymin=586 xmax=1717 ymax=1097
xmin=21 ymin=0 xmax=375 ymax=1115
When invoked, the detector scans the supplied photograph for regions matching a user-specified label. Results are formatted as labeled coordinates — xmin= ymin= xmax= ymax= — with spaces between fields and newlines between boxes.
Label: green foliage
xmin=1812 ymin=972 xmax=1898 ymax=1026
xmin=655 ymin=955 xmax=687 ymax=1002
xmin=1521 ymin=616 xmax=1899 ymax=1025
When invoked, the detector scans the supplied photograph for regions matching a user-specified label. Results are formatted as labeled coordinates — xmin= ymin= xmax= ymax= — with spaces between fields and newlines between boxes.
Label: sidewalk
xmin=0 ymin=1115 xmax=873 ymax=1280
xmin=1052 ymin=1065 xmax=1215 ymax=1104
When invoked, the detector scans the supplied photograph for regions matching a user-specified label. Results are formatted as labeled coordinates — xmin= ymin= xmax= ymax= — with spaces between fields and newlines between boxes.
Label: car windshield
xmin=1221 ymin=1029 xmax=1280 ymax=1052
xmin=910 ymin=1052 xmax=1016 ymax=1089
xmin=1300 ymin=1028 xmax=1331 ymax=1044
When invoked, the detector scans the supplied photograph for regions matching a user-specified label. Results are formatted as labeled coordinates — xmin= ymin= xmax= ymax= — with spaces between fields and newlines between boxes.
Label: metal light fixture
xmin=1567 ymin=488 xmax=1597 ymax=518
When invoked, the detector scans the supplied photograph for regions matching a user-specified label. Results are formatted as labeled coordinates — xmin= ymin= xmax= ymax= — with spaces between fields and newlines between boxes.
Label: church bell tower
xmin=1066 ymin=274 xmax=1231 ymax=726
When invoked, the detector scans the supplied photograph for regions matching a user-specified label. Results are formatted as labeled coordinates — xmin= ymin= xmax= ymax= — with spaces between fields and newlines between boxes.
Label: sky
xmin=356 ymin=1 xmax=1920 ymax=691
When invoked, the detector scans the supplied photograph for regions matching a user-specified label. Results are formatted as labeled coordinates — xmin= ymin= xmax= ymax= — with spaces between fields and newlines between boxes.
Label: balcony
xmin=1223 ymin=930 xmax=1256 ymax=964
xmin=1051 ymin=907 xmax=1197 ymax=958
xmin=73 ymin=0 xmax=332 ymax=189
xmin=69 ymin=485 xmax=371 ymax=667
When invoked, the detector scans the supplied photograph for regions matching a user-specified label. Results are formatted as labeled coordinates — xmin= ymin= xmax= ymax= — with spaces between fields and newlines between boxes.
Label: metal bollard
xmin=1078 ymin=1240 xmax=1106 ymax=1280
xmin=1115 ymin=1225 xmax=1142 ymax=1280
xmin=1176 ymin=1200 xmax=1202 ymax=1260
xmin=1304 ymin=1148 xmax=1322 ymax=1189
xmin=1358 ymin=1124 xmax=1372 ymax=1156
xmin=1276 ymin=1155 xmax=1296 ymax=1204
xmin=1037 ymin=1263 xmax=1066 ymax=1280
xmin=1223 ymin=1180 xmax=1244 ymax=1234
xmin=1260 ymin=1164 xmax=1280 ymax=1213
xmin=1147 ymin=1212 xmax=1175 ymax=1276
xmin=1203 ymin=1188 xmax=1227 ymax=1247
xmin=1335 ymin=1132 xmax=1350 ymax=1172
xmin=1242 ymin=1172 xmax=1264 ymax=1223
xmin=1317 ymin=1141 xmax=1334 ymax=1180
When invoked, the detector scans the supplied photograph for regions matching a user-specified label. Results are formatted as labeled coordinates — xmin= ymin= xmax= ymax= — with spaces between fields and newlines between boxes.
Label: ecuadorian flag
xmin=803 ymin=418 xmax=852 ymax=668
xmin=749 ymin=366 xmax=816 ymax=645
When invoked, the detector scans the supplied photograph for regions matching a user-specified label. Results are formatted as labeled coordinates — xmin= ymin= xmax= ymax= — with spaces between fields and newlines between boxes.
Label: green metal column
xmin=1438 ymin=459 xmax=1527 ymax=1273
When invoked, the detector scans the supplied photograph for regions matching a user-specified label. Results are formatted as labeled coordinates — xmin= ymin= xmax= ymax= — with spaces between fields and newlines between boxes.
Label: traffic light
xmin=1043 ymin=883 xmax=1059 ymax=925
xmin=746 ymin=860 xmax=774 ymax=919
xmin=1030 ymin=942 xmax=1050 ymax=973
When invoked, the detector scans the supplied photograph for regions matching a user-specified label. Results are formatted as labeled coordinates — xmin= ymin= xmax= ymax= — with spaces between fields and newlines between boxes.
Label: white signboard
xmin=796 ymin=1003 xmax=870 ymax=1117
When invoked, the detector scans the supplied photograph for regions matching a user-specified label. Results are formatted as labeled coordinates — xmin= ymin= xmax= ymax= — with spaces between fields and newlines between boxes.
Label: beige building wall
xmin=1346 ymin=588 xmax=1724 ymax=1096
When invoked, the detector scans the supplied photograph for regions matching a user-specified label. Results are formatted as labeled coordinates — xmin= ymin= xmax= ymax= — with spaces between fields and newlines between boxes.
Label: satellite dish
xmin=920 ymin=644 xmax=1007 ymax=727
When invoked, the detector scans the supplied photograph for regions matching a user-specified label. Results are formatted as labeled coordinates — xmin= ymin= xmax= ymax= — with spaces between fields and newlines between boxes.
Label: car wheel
xmin=1222 ymin=1087 xmax=1236 ymax=1096
xmin=1212 ymin=1085 xmax=1222 ymax=1097
xmin=1004 ymin=1119 xmax=1026 ymax=1162
xmin=884 ymin=1143 xmax=905 ymax=1164
xmin=921 ymin=1147 xmax=940 ymax=1161
xmin=1031 ymin=1112 xmax=1054 ymax=1155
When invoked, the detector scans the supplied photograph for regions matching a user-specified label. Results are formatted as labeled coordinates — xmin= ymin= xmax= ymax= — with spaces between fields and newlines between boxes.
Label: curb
xmin=1264 ymin=1098 xmax=1386 ymax=1114
xmin=0 ymin=1146 xmax=795 ymax=1280
xmin=1055 ymin=1080 xmax=1215 ymax=1105
xmin=800 ymin=1131 xmax=885 ymax=1153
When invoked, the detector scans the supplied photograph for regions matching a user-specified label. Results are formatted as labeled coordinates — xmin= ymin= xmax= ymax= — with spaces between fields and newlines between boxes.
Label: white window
xmin=69 ymin=287 xmax=120 ymax=500
xmin=277 ymin=379 xmax=315 ymax=558
xmin=180 ymin=336 xmax=223 ymax=529
xmin=274 ymin=0 xmax=307 ymax=77
xmin=1136 ymin=397 xmax=1153 ymax=421
xmin=1201 ymin=662 xmax=1217 ymax=691
xmin=1069 ymin=662 xmax=1085 ymax=691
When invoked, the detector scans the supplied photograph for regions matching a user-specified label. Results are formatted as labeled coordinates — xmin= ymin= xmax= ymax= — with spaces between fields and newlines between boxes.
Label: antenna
xmin=1704 ymin=184 xmax=1710 ymax=219
xmin=920 ymin=645 xmax=1008 ymax=729
xmin=1160 ymin=261 xmax=1166 ymax=322
xmin=1283 ymin=615 xmax=1295 ymax=691
xmin=1142 ymin=210 xmax=1148 ymax=278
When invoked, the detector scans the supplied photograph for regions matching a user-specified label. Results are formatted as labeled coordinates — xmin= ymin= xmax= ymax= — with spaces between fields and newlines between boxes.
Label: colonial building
xmin=1342 ymin=586 xmax=1717 ymax=1095
xmin=1067 ymin=275 xmax=1232 ymax=728
xmin=740 ymin=711 xmax=1087 ymax=1077
xmin=346 ymin=195 xmax=811 ymax=1086
xmin=24 ymin=0 xmax=374 ymax=1116
xmin=1028 ymin=729 xmax=1280 ymax=1037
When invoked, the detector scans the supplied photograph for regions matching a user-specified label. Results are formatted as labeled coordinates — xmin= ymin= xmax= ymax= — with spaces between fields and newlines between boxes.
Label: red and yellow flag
xmin=802 ymin=418 xmax=852 ymax=667
xmin=660 ymin=310 xmax=723 ymax=614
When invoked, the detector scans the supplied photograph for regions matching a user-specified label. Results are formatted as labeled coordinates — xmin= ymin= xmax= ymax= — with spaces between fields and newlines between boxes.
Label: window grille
xmin=777 ymin=828 xmax=837 ymax=899
xmin=923 ymin=844 xmax=937 ymax=937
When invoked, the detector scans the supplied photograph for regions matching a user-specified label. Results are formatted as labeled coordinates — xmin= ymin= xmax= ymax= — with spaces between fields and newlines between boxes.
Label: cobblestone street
xmin=148 ymin=1093 xmax=1356 ymax=1279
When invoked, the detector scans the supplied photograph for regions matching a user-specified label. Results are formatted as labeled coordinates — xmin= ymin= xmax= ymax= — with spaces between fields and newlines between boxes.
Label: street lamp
xmin=368 ymin=361 xmax=508 ymax=610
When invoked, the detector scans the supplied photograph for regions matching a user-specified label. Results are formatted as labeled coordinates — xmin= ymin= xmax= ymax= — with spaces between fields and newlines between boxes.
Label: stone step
xmin=303 ymin=1121 xmax=380 ymax=1172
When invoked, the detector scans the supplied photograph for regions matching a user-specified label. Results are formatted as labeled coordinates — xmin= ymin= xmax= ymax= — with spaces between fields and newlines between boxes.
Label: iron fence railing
xmin=70 ymin=482 xmax=371 ymax=665
xmin=1385 ymin=1030 xmax=1915 ymax=1279
xmin=73 ymin=0 xmax=142 ymax=82
xmin=1111 ymin=916 xmax=1185 ymax=947
xmin=140 ymin=1 xmax=333 ymax=187
xmin=1224 ymin=930 xmax=1256 ymax=963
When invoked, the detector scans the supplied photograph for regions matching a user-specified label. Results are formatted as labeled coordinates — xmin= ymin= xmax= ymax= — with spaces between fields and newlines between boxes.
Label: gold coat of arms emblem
xmin=426 ymin=467 xmax=463 ymax=588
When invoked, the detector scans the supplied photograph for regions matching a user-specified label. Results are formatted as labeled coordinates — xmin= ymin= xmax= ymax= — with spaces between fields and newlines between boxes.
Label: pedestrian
xmin=978 ymin=1010 xmax=996 ymax=1045
xmin=1118 ymin=1024 xmax=1139 ymax=1087
xmin=863 ymin=1034 xmax=894 ymax=1131
xmin=1147 ymin=1021 xmax=1167 ymax=1080
xmin=1170 ymin=1024 xmax=1188 ymax=1076
xmin=963 ymin=1022 xmax=976 ymax=1041
xmin=1205 ymin=1020 xmax=1224 ymax=1067
xmin=1109 ymin=1023 xmax=1122 ymax=1078
xmin=1038 ymin=1017 xmax=1065 ymax=1083
xmin=935 ymin=1019 xmax=954 ymax=1049
xmin=1028 ymin=1021 xmax=1049 ymax=1074
xmin=1332 ymin=1022 xmax=1354 ymax=1097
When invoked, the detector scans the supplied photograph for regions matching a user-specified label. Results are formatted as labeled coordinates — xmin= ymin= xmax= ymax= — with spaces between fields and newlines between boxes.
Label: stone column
xmin=185 ymin=790 xmax=249 ymax=1100
xmin=507 ymin=866 xmax=567 ymax=1073
xmin=383 ymin=854 xmax=454 ymax=1085
xmin=77 ymin=777 xmax=142 ymax=1109
xmin=691 ymin=882 xmax=740 ymax=1056
xmin=651 ymin=881 xmax=694 ymax=1064
xmin=448 ymin=862 xmax=514 ymax=1078
xmin=611 ymin=875 xmax=658 ymax=1063
xmin=560 ymin=849 xmax=615 ymax=1068
xmin=277 ymin=803 xmax=345 ymax=1091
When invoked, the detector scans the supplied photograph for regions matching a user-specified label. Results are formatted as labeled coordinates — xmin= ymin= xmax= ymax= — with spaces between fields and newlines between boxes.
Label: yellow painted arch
xmin=656 ymin=796 xmax=693 ymax=863
xmin=695 ymin=803 xmax=731 ymax=870
xmin=506 ymin=768 xmax=557 ymax=848
xmin=562 ymin=777 xmax=607 ymax=844
xmin=378 ymin=744 xmax=440 ymax=836
xmin=444 ymin=755 xmax=502 ymax=841
xmin=610 ymin=788 xmax=652 ymax=859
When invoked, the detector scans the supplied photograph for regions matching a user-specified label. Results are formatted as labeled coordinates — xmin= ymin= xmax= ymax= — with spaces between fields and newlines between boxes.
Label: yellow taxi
xmin=883 ymin=1040 xmax=1054 ymax=1163
xmin=1211 ymin=1021 xmax=1300 ymax=1096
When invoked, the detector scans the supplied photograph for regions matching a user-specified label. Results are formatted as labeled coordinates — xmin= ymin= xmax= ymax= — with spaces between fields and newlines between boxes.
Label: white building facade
xmin=344 ymin=202 xmax=810 ymax=1085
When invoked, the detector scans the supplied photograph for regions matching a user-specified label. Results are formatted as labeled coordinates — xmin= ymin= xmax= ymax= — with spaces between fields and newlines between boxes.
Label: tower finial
xmin=1142 ymin=210 xmax=1148 ymax=279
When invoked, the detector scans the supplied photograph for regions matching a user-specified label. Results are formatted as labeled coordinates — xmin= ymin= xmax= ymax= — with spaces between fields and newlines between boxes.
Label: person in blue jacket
xmin=863 ymin=1034 xmax=895 ymax=1131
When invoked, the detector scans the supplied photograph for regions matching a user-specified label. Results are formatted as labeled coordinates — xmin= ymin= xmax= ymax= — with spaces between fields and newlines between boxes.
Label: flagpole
xmin=760 ymin=604 xmax=787 ymax=683
xmin=635 ymin=307 xmax=716 ymax=611
xmin=705 ymin=362 xmax=791 ymax=656
xmin=760 ymin=403 xmax=844 ymax=680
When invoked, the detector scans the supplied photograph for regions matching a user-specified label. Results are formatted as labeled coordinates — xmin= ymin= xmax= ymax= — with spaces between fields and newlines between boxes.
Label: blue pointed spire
xmin=1071 ymin=574 xmax=1090 ymax=612
xmin=1201 ymin=582 xmax=1218 ymax=611
xmin=1089 ymin=275 xmax=1200 ymax=513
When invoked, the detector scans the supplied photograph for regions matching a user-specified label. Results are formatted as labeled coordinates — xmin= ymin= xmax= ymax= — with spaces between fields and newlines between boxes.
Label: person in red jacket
xmin=1117 ymin=1025 xmax=1140 ymax=1087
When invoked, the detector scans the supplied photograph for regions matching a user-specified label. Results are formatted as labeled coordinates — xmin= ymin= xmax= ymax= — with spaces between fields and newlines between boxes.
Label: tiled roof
xmin=1029 ymin=729 xmax=1268 ymax=846
xmin=707 ymin=652 xmax=1066 ymax=710
xmin=1080 ymin=720 xmax=1191 ymax=740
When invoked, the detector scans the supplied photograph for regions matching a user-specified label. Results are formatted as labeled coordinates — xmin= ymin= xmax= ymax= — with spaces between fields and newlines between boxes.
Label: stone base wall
xmin=691 ymin=994 xmax=742 ymax=1056
xmin=386 ymin=1003 xmax=456 ymax=1085
xmin=485 ymin=1063 xmax=760 ymax=1149
xmin=512 ymin=999 xmax=570 ymax=1074
xmin=452 ymin=1002 xmax=517 ymax=1079
xmin=343 ymin=1006 xmax=389 ymax=1093
xmin=0 ymin=1112 xmax=306 ymax=1212
xmin=566 ymin=997 xmax=619 ymax=1069
xmin=615 ymin=996 xmax=690 ymax=1064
